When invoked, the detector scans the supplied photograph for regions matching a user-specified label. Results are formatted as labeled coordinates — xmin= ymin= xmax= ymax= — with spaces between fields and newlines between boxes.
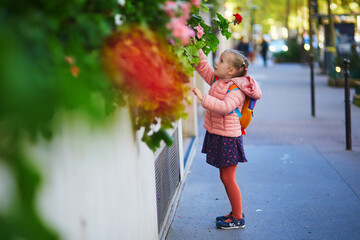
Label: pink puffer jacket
xmin=196 ymin=49 xmax=262 ymax=137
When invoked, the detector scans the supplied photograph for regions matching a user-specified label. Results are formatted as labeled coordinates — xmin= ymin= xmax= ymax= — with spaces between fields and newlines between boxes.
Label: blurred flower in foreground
xmin=190 ymin=0 xmax=201 ymax=8
xmin=164 ymin=1 xmax=191 ymax=19
xmin=167 ymin=18 xmax=195 ymax=45
xmin=102 ymin=26 xmax=190 ymax=128
xmin=163 ymin=1 xmax=194 ymax=45
xmin=164 ymin=1 xmax=179 ymax=16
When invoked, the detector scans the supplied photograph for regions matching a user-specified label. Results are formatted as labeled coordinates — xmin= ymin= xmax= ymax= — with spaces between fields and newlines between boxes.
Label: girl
xmin=192 ymin=48 xmax=262 ymax=229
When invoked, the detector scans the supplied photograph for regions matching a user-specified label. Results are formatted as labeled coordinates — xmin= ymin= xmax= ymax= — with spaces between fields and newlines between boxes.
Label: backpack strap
xmin=228 ymin=84 xmax=242 ymax=118
xmin=248 ymin=98 xmax=257 ymax=110
xmin=227 ymin=84 xmax=240 ymax=93
xmin=234 ymin=107 xmax=242 ymax=118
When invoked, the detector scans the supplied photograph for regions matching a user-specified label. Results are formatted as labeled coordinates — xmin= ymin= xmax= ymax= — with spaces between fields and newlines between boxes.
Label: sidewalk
xmin=166 ymin=61 xmax=360 ymax=240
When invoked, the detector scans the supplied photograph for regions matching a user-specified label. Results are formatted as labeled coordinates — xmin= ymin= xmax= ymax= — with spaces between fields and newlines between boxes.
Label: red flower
xmin=233 ymin=13 xmax=243 ymax=24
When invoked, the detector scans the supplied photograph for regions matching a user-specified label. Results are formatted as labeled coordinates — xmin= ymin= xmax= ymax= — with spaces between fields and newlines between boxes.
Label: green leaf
xmin=184 ymin=44 xmax=200 ymax=65
xmin=191 ymin=14 xmax=202 ymax=20
xmin=157 ymin=128 xmax=174 ymax=147
xmin=202 ymin=47 xmax=211 ymax=55
xmin=214 ymin=19 xmax=220 ymax=28
xmin=204 ymin=32 xmax=219 ymax=52
xmin=216 ymin=13 xmax=228 ymax=23
xmin=200 ymin=4 xmax=209 ymax=13
xmin=196 ymin=40 xmax=206 ymax=49
xmin=142 ymin=129 xmax=174 ymax=152
xmin=215 ymin=13 xmax=232 ymax=39
xmin=191 ymin=5 xmax=200 ymax=15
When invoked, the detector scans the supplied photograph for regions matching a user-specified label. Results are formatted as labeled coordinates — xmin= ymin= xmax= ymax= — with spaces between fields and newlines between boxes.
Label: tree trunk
xmin=285 ymin=0 xmax=290 ymax=39
xmin=308 ymin=0 xmax=314 ymax=55
xmin=327 ymin=0 xmax=336 ymax=56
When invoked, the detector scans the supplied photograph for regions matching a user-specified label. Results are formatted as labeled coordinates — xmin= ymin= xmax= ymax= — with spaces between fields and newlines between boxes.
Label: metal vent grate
xmin=155 ymin=128 xmax=180 ymax=233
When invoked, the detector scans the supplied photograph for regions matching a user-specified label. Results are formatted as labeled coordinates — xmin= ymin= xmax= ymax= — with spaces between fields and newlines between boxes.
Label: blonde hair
xmin=224 ymin=49 xmax=249 ymax=77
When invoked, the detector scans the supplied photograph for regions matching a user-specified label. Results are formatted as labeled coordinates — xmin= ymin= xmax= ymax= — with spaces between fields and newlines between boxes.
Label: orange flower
xmin=71 ymin=66 xmax=80 ymax=78
xmin=102 ymin=26 xmax=190 ymax=127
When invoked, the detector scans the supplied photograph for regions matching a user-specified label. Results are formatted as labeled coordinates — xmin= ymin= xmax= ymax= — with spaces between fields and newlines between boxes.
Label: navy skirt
xmin=201 ymin=131 xmax=247 ymax=168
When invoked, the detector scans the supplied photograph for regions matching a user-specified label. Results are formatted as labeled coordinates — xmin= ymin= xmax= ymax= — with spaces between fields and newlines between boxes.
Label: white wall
xmin=26 ymin=107 xmax=159 ymax=240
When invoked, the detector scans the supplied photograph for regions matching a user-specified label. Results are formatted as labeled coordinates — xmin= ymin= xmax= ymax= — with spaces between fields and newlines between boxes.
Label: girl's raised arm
xmin=194 ymin=49 xmax=215 ymax=85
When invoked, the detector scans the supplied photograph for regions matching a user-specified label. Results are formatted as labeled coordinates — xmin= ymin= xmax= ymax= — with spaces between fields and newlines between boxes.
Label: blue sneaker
xmin=216 ymin=212 xmax=232 ymax=222
xmin=216 ymin=216 xmax=245 ymax=230
xmin=216 ymin=212 xmax=244 ymax=222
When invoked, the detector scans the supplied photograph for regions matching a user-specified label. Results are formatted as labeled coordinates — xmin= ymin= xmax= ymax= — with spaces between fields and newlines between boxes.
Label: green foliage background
xmin=0 ymin=1 xmax=121 ymax=239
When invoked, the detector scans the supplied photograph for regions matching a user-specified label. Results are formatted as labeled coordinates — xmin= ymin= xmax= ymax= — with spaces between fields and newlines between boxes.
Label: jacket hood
xmin=230 ymin=75 xmax=262 ymax=100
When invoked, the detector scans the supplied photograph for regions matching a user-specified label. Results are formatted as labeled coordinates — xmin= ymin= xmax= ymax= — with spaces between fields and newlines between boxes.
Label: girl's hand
xmin=192 ymin=88 xmax=203 ymax=102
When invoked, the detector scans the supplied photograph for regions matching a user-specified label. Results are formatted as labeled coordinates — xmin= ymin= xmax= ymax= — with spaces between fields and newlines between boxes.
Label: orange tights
xmin=219 ymin=164 xmax=243 ymax=220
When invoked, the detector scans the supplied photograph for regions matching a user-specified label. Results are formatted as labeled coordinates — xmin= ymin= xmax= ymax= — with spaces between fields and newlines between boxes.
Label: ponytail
xmin=239 ymin=59 xmax=249 ymax=77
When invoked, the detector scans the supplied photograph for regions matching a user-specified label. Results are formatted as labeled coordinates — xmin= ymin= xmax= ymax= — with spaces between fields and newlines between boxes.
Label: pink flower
xmin=180 ymin=2 xmax=191 ymax=20
xmin=194 ymin=25 xmax=204 ymax=39
xmin=190 ymin=0 xmax=201 ymax=8
xmin=168 ymin=38 xmax=175 ymax=45
xmin=164 ymin=1 xmax=177 ymax=17
xmin=167 ymin=18 xmax=195 ymax=45
xmin=163 ymin=1 xmax=193 ymax=44
xmin=164 ymin=1 xmax=191 ymax=20
xmin=178 ymin=2 xmax=191 ymax=20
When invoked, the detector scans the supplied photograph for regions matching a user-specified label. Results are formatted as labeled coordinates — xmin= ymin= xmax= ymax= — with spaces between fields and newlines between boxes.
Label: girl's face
xmin=214 ymin=52 xmax=235 ymax=79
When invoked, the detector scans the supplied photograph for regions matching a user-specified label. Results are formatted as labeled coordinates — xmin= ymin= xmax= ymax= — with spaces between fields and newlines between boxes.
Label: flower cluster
xmin=164 ymin=0 xmax=201 ymax=45
xmin=167 ymin=18 xmax=195 ymax=45
xmin=102 ymin=26 xmax=190 ymax=150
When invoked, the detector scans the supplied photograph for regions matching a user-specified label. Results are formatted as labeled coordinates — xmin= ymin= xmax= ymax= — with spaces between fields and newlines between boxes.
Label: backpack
xmin=228 ymin=84 xmax=257 ymax=135
xmin=211 ymin=78 xmax=257 ymax=135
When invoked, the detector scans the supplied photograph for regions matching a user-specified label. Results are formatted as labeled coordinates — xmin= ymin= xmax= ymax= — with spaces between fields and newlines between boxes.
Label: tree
xmin=327 ymin=0 xmax=337 ymax=56
xmin=226 ymin=0 xmax=305 ymax=37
